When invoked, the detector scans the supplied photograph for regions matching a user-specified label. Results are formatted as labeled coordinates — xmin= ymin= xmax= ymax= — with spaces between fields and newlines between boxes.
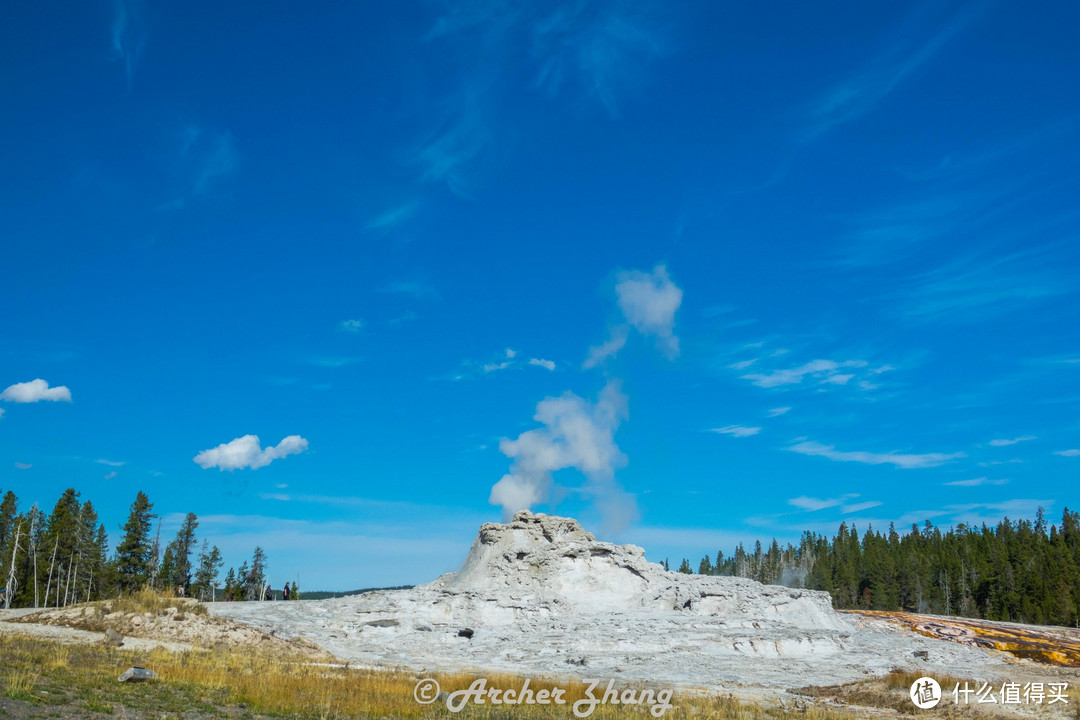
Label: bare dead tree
xmin=43 ymin=535 xmax=59 ymax=609
xmin=4 ymin=521 xmax=22 ymax=609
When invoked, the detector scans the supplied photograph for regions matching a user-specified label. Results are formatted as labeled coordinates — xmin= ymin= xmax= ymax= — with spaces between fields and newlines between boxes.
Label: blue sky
xmin=2 ymin=1 xmax=1078 ymax=590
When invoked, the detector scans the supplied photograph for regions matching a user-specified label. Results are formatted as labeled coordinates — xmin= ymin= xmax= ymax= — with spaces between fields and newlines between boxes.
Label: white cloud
xmin=529 ymin=358 xmax=556 ymax=371
xmin=1056 ymin=449 xmax=1080 ymax=457
xmin=14 ymin=462 xmax=32 ymax=470
xmin=945 ymin=477 xmax=1009 ymax=487
xmin=586 ymin=265 xmax=682 ymax=366
xmin=788 ymin=440 xmax=965 ymax=469
xmin=339 ymin=319 xmax=366 ymax=332
xmin=194 ymin=434 xmax=309 ymax=471
xmin=788 ymin=495 xmax=855 ymax=511
xmin=711 ymin=425 xmax=761 ymax=438
xmin=768 ymin=407 xmax=791 ymax=417
xmin=742 ymin=359 xmax=867 ymax=388
xmin=490 ymin=382 xmax=635 ymax=531
xmin=103 ymin=470 xmax=118 ymax=480
xmin=842 ymin=501 xmax=882 ymax=514
xmin=614 ymin=265 xmax=683 ymax=358
xmin=96 ymin=459 xmax=126 ymax=467
xmin=1 ymin=379 xmax=73 ymax=403
xmin=584 ymin=328 xmax=628 ymax=368
xmin=729 ymin=359 xmax=756 ymax=370
xmin=988 ymin=435 xmax=1036 ymax=447
xmin=481 ymin=348 xmax=519 ymax=373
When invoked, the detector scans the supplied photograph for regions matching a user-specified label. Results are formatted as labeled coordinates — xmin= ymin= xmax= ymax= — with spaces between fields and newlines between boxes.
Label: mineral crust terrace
xmin=210 ymin=511 xmax=1020 ymax=694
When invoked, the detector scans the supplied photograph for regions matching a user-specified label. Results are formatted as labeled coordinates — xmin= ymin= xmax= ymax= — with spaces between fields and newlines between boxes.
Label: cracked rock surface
xmin=210 ymin=511 xmax=1020 ymax=695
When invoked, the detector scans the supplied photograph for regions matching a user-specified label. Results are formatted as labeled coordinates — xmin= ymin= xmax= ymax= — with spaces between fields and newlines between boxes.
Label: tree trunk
xmin=30 ymin=514 xmax=39 ymax=608
xmin=4 ymin=524 xmax=21 ymax=609
xmin=43 ymin=536 xmax=59 ymax=610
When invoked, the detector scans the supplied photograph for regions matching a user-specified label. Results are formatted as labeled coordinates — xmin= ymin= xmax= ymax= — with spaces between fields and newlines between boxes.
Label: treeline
xmin=0 ymin=487 xmax=285 ymax=608
xmin=675 ymin=507 xmax=1080 ymax=627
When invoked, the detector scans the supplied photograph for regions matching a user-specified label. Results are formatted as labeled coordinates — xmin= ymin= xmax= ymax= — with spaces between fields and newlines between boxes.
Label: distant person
xmin=265 ymin=583 xmax=272 ymax=601
xmin=282 ymin=583 xmax=290 ymax=601
xmin=176 ymin=584 xmax=185 ymax=598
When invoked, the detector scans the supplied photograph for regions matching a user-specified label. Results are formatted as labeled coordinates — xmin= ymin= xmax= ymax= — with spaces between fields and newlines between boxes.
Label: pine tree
xmin=42 ymin=489 xmax=81 ymax=607
xmin=677 ymin=558 xmax=692 ymax=574
xmin=223 ymin=567 xmax=237 ymax=601
xmin=169 ymin=513 xmax=199 ymax=589
xmin=0 ymin=490 xmax=17 ymax=565
xmin=192 ymin=542 xmax=223 ymax=601
xmin=244 ymin=547 xmax=267 ymax=600
xmin=114 ymin=491 xmax=156 ymax=593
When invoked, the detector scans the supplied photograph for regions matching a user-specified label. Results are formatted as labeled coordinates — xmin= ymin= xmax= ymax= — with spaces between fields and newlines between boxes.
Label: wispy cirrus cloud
xmin=378 ymin=279 xmax=440 ymax=300
xmin=365 ymin=201 xmax=418 ymax=233
xmin=788 ymin=440 xmax=965 ymax=469
xmin=805 ymin=6 xmax=979 ymax=138
xmin=767 ymin=406 xmax=791 ymax=417
xmin=711 ymin=425 xmax=760 ymax=438
xmin=111 ymin=0 xmax=146 ymax=86
xmin=1056 ymin=449 xmax=1080 ymax=457
xmin=742 ymin=359 xmax=867 ymax=388
xmin=787 ymin=494 xmax=880 ymax=514
xmin=945 ymin=477 xmax=1009 ymax=487
xmin=529 ymin=1 xmax=667 ymax=118
xmin=183 ymin=126 xmax=238 ymax=195
xmin=891 ymin=237 xmax=1078 ymax=324
xmin=988 ymin=435 xmax=1036 ymax=447
xmin=452 ymin=348 xmax=558 ymax=380
xmin=307 ymin=355 xmax=361 ymax=368
xmin=416 ymin=1 xmax=669 ymax=195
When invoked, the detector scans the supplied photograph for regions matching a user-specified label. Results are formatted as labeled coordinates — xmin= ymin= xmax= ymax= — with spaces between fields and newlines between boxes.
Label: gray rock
xmin=118 ymin=667 xmax=157 ymax=683
xmin=104 ymin=628 xmax=124 ymax=647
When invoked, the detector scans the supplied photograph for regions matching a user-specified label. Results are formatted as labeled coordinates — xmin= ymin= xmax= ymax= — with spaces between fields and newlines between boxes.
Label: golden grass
xmin=0 ymin=632 xmax=873 ymax=719
xmin=108 ymin=587 xmax=209 ymax=617
xmin=2 ymin=668 xmax=40 ymax=702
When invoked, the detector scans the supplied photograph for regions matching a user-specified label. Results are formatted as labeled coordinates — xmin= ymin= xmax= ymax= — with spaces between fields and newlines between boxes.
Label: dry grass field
xmin=2 ymin=592 xmax=1077 ymax=719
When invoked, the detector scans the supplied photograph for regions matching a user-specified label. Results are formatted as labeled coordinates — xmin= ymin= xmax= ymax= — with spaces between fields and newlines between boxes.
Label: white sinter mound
xmin=210 ymin=511 xmax=1016 ymax=695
